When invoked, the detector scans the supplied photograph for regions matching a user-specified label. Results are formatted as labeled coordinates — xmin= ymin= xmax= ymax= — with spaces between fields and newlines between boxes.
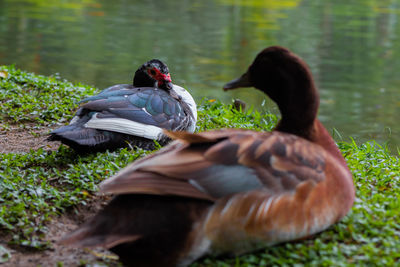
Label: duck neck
xmin=274 ymin=83 xmax=347 ymax=166
xmin=274 ymin=79 xmax=319 ymax=139
xmin=133 ymin=69 xmax=156 ymax=87
xmin=310 ymin=120 xmax=348 ymax=166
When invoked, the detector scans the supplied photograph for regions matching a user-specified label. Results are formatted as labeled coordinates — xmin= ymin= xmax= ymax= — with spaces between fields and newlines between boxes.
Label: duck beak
xmin=223 ymin=72 xmax=252 ymax=91
xmin=165 ymin=81 xmax=174 ymax=91
xmin=158 ymin=80 xmax=173 ymax=91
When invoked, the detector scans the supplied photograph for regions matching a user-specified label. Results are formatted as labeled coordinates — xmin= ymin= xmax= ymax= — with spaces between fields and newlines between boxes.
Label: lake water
xmin=0 ymin=0 xmax=399 ymax=152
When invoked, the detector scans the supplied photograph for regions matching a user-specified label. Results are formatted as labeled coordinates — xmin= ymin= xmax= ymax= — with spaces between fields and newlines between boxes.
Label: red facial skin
xmin=148 ymin=68 xmax=172 ymax=87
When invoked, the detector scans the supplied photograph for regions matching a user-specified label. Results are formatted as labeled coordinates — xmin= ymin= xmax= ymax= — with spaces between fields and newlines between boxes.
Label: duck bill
xmin=165 ymin=81 xmax=174 ymax=91
xmin=158 ymin=80 xmax=174 ymax=91
xmin=223 ymin=72 xmax=252 ymax=91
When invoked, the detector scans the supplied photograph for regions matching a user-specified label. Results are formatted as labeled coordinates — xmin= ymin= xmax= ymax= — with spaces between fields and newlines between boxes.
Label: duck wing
xmin=49 ymin=86 xmax=191 ymax=151
xmin=80 ymin=87 xmax=189 ymax=133
xmin=100 ymin=129 xmax=327 ymax=199
xmin=79 ymin=84 xmax=134 ymax=103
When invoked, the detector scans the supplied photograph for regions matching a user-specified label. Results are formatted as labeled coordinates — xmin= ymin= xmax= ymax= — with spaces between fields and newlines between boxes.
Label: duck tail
xmin=60 ymin=194 xmax=210 ymax=267
xmin=59 ymin=222 xmax=141 ymax=249
xmin=48 ymin=124 xmax=106 ymax=145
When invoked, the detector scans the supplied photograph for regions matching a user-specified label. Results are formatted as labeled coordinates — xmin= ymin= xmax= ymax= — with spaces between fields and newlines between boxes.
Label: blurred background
xmin=0 ymin=0 xmax=399 ymax=152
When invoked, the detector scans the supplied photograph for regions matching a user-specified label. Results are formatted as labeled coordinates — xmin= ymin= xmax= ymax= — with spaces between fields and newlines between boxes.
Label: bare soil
xmin=0 ymin=124 xmax=60 ymax=153
xmin=1 ymin=196 xmax=119 ymax=267
xmin=0 ymin=126 xmax=121 ymax=266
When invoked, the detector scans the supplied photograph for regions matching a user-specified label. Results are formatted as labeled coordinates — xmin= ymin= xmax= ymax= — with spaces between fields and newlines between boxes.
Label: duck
xmin=48 ymin=59 xmax=197 ymax=153
xmin=60 ymin=46 xmax=355 ymax=267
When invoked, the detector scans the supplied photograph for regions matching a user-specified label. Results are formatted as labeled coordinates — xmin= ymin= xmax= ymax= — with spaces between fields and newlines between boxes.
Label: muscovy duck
xmin=48 ymin=59 xmax=197 ymax=152
xmin=60 ymin=47 xmax=354 ymax=266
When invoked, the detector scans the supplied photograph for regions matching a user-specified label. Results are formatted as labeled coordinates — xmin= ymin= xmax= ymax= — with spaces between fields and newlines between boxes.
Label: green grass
xmin=0 ymin=147 xmax=145 ymax=248
xmin=0 ymin=65 xmax=96 ymax=129
xmin=1 ymin=66 xmax=399 ymax=266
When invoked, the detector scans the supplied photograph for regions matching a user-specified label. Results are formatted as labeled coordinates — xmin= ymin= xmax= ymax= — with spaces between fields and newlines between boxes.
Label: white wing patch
xmin=85 ymin=113 xmax=164 ymax=140
xmin=172 ymin=84 xmax=197 ymax=133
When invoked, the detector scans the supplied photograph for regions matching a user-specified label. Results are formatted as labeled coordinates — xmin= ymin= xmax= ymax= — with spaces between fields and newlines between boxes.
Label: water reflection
xmin=0 ymin=0 xmax=399 ymax=152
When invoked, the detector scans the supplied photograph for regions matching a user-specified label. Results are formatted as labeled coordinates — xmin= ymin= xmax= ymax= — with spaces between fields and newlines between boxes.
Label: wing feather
xmin=102 ymin=173 xmax=214 ymax=201
xmin=100 ymin=130 xmax=328 ymax=202
xmin=79 ymin=88 xmax=188 ymax=132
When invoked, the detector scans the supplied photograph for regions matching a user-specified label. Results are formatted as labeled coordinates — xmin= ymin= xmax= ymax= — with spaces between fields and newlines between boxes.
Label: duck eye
xmin=150 ymin=69 xmax=156 ymax=76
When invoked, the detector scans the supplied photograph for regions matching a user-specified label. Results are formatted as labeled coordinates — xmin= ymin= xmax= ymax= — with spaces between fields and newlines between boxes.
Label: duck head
xmin=223 ymin=46 xmax=319 ymax=134
xmin=133 ymin=59 xmax=173 ymax=91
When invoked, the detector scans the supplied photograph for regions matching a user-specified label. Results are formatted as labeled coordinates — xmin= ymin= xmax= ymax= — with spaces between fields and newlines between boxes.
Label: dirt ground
xmin=0 ymin=126 xmax=120 ymax=266
xmin=0 ymin=125 xmax=60 ymax=153
xmin=1 ymin=200 xmax=119 ymax=267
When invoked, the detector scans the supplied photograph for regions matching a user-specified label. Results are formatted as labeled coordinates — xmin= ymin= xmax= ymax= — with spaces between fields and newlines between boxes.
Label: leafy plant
xmin=0 ymin=65 xmax=97 ymax=126
xmin=0 ymin=146 xmax=147 ymax=248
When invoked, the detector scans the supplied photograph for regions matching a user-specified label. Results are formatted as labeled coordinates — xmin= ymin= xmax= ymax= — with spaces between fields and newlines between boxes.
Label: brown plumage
xmin=60 ymin=46 xmax=355 ymax=266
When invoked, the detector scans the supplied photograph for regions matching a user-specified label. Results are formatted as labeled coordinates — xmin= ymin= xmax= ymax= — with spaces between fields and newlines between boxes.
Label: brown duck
xmin=60 ymin=46 xmax=355 ymax=267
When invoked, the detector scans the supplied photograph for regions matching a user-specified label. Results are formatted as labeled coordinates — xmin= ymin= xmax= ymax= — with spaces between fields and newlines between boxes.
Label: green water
xmin=0 ymin=0 xmax=399 ymax=151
